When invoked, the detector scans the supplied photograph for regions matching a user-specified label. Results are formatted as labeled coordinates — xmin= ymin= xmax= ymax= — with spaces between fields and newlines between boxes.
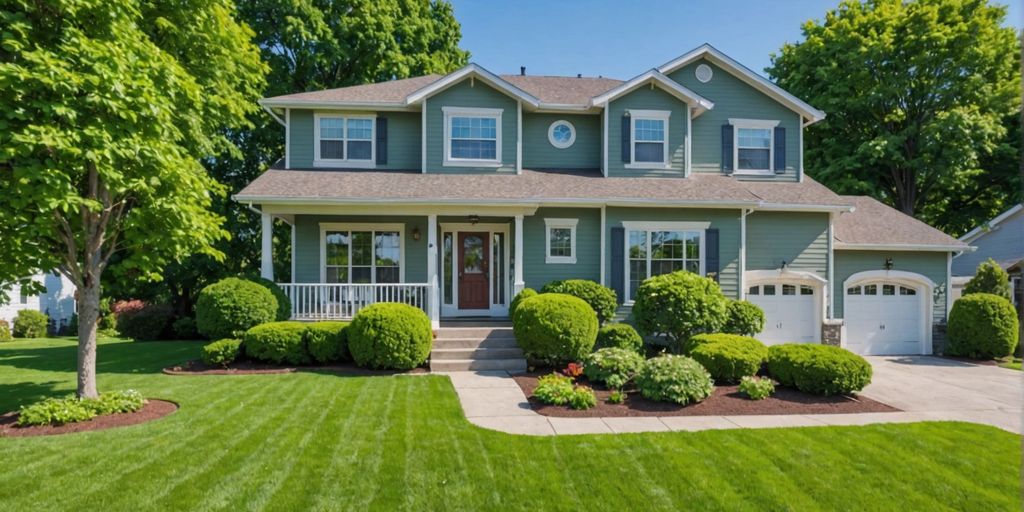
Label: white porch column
xmin=514 ymin=214 xmax=525 ymax=295
xmin=260 ymin=212 xmax=274 ymax=281
xmin=426 ymin=214 xmax=439 ymax=328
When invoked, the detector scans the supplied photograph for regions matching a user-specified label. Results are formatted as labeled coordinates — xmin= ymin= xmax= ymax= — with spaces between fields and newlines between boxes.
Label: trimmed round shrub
xmin=540 ymin=279 xmax=618 ymax=324
xmin=117 ymin=304 xmax=174 ymax=341
xmin=510 ymin=288 xmax=538 ymax=321
xmin=963 ymin=258 xmax=1012 ymax=300
xmin=243 ymin=321 xmax=310 ymax=365
xmin=722 ymin=300 xmax=766 ymax=336
xmin=947 ymin=293 xmax=1019 ymax=359
xmin=766 ymin=344 xmax=872 ymax=396
xmin=196 ymin=278 xmax=278 ymax=340
xmin=632 ymin=271 xmax=729 ymax=351
xmin=306 ymin=321 xmax=350 ymax=364
xmin=12 ymin=310 xmax=48 ymax=338
xmin=583 ymin=347 xmax=645 ymax=389
xmin=687 ymin=333 xmax=768 ymax=382
xmin=0 ymin=319 xmax=12 ymax=342
xmin=635 ymin=355 xmax=714 ymax=405
xmin=348 ymin=303 xmax=432 ymax=370
xmin=201 ymin=338 xmax=242 ymax=368
xmin=172 ymin=317 xmax=200 ymax=339
xmin=595 ymin=322 xmax=644 ymax=353
xmin=254 ymin=277 xmax=292 ymax=321
xmin=512 ymin=293 xmax=598 ymax=364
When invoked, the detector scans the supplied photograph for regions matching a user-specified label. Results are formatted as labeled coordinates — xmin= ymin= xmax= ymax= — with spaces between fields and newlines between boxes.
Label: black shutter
xmin=773 ymin=126 xmax=785 ymax=173
xmin=721 ymin=124 xmax=734 ymax=173
xmin=621 ymin=115 xmax=631 ymax=163
xmin=610 ymin=227 xmax=625 ymax=303
xmin=375 ymin=117 xmax=388 ymax=165
xmin=705 ymin=228 xmax=720 ymax=282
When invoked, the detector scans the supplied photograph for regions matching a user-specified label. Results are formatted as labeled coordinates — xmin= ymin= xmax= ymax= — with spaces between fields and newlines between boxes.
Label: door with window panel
xmin=844 ymin=282 xmax=923 ymax=355
xmin=746 ymin=283 xmax=817 ymax=344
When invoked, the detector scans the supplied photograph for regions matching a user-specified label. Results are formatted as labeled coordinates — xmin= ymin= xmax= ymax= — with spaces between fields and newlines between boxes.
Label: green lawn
xmin=998 ymin=357 xmax=1021 ymax=371
xmin=0 ymin=338 xmax=1019 ymax=511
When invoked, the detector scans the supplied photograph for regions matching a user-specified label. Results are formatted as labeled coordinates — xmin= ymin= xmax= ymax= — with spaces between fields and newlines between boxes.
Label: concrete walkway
xmin=442 ymin=356 xmax=1022 ymax=436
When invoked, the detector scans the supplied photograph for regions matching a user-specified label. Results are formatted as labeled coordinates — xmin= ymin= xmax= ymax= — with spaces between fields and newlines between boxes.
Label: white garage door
xmin=845 ymin=283 xmax=923 ymax=355
xmin=747 ymin=283 xmax=818 ymax=345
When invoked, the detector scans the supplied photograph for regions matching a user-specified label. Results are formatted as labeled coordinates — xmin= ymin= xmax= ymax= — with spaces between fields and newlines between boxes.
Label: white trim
xmin=514 ymin=215 xmax=525 ymax=296
xmin=728 ymin=118 xmax=780 ymax=129
xmin=547 ymin=120 xmax=576 ymax=149
xmin=284 ymin=108 xmax=291 ymax=169
xmin=599 ymin=206 xmax=606 ymax=285
xmin=621 ymin=222 xmax=709 ymax=302
xmin=544 ymin=218 xmax=578 ymax=264
xmin=841 ymin=270 xmax=936 ymax=354
xmin=439 ymin=223 xmax=513 ymax=317
xmin=442 ymin=106 xmax=503 ymax=167
xmin=313 ymin=113 xmax=376 ymax=169
xmin=318 ymin=222 xmax=406 ymax=283
xmin=959 ymin=204 xmax=1022 ymax=242
xmin=261 ymin=213 xmax=274 ymax=280
xmin=602 ymin=107 xmax=609 ymax=177
xmin=945 ymin=252 xmax=952 ymax=319
xmin=591 ymin=69 xmax=714 ymax=115
xmin=290 ymin=223 xmax=296 ymax=284
xmin=730 ymin=118 xmax=778 ymax=175
xmin=739 ymin=209 xmax=750 ymax=300
xmin=626 ymin=109 xmax=671 ymax=169
xmin=261 ymin=99 xmax=410 ymax=111
xmin=621 ymin=221 xmax=711 ymax=231
xmin=516 ymin=101 xmax=523 ymax=174
xmin=421 ymin=98 xmax=427 ymax=173
xmin=685 ymin=106 xmax=692 ymax=177
xmin=798 ymin=116 xmax=804 ymax=183
xmin=827 ymin=212 xmax=835 ymax=319
xmin=261 ymin=104 xmax=287 ymax=127
xmin=835 ymin=242 xmax=972 ymax=252
xmin=405 ymin=63 xmax=541 ymax=108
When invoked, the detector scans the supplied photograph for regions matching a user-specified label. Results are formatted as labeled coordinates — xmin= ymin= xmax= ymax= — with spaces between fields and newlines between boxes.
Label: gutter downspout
xmin=600 ymin=205 xmax=607 ymax=286
xmin=827 ymin=211 xmax=835 ymax=319
xmin=739 ymin=208 xmax=752 ymax=300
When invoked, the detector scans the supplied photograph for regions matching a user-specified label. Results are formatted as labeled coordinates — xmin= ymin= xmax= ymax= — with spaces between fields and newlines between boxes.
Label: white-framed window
xmin=547 ymin=120 xmax=576 ymax=149
xmin=729 ymin=118 xmax=778 ymax=174
xmin=443 ymin=106 xmax=502 ymax=167
xmin=313 ymin=113 xmax=375 ymax=168
xmin=627 ymin=109 xmax=670 ymax=169
xmin=623 ymin=221 xmax=707 ymax=301
xmin=544 ymin=218 xmax=578 ymax=264
xmin=320 ymin=223 xmax=403 ymax=284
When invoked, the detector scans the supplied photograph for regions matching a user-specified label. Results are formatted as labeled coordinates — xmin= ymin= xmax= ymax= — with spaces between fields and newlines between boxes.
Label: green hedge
xmin=510 ymin=288 xmax=538 ymax=321
xmin=196 ymin=278 xmax=278 ymax=340
xmin=12 ymin=310 xmax=48 ymax=338
xmin=172 ymin=316 xmax=200 ymax=339
xmin=306 ymin=321 xmax=350 ymax=364
xmin=201 ymin=338 xmax=242 ymax=368
xmin=348 ymin=303 xmax=432 ymax=370
xmin=687 ymin=333 xmax=768 ymax=382
xmin=634 ymin=355 xmax=714 ymax=405
xmin=631 ymin=271 xmax=729 ymax=351
xmin=721 ymin=300 xmax=766 ymax=336
xmin=255 ymin=277 xmax=292 ymax=321
xmin=512 ymin=293 xmax=597 ymax=364
xmin=243 ymin=321 xmax=310 ymax=365
xmin=594 ymin=323 xmax=643 ymax=353
xmin=118 ymin=304 xmax=173 ymax=341
xmin=766 ymin=344 xmax=872 ymax=396
xmin=947 ymin=293 xmax=1019 ymax=359
xmin=540 ymin=279 xmax=618 ymax=324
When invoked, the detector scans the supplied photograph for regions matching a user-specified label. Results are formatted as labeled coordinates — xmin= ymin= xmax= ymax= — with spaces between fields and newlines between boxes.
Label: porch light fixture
xmin=468 ymin=214 xmax=480 ymax=225
xmin=884 ymin=257 xmax=894 ymax=270
xmin=412 ymin=227 xmax=421 ymax=241
xmin=780 ymin=260 xmax=787 ymax=271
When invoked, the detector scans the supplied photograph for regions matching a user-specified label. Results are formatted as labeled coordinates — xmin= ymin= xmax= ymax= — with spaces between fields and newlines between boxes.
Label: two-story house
xmin=236 ymin=44 xmax=969 ymax=356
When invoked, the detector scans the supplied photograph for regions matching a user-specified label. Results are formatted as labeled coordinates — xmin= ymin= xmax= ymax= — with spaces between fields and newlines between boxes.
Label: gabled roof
xmin=959 ymin=204 xmax=1023 ymax=243
xmin=833 ymin=196 xmax=970 ymax=251
xmin=501 ymin=75 xmax=623 ymax=106
xmin=260 ymin=75 xmax=442 ymax=109
xmin=657 ymin=44 xmax=826 ymax=123
xmin=590 ymin=69 xmax=714 ymax=116
xmin=405 ymin=63 xmax=541 ymax=108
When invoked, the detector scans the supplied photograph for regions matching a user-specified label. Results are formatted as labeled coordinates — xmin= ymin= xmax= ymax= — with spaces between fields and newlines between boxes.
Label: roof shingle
xmin=833 ymin=196 xmax=967 ymax=248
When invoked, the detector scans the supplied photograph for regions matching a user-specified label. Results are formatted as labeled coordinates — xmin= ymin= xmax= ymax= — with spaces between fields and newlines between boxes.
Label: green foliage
xmin=347 ymin=303 xmax=432 ymax=370
xmin=254 ymin=278 xmax=292 ymax=321
xmin=768 ymin=0 xmax=1022 ymax=233
xmin=631 ymin=271 xmax=730 ymax=351
xmin=17 ymin=389 xmax=145 ymax=426
xmin=117 ymin=304 xmax=173 ymax=341
xmin=687 ymin=334 xmax=768 ymax=383
xmin=540 ymin=280 xmax=618 ymax=324
xmin=568 ymin=386 xmax=597 ymax=410
xmin=767 ymin=344 xmax=873 ymax=396
xmin=533 ymin=373 xmax=574 ymax=405
xmin=722 ymin=300 xmax=766 ymax=336
xmin=0 ymin=320 xmax=11 ymax=342
xmin=607 ymin=390 xmax=626 ymax=404
xmin=947 ymin=293 xmax=1019 ymax=359
xmin=201 ymin=338 xmax=242 ymax=368
xmin=964 ymin=259 xmax=1012 ymax=300
xmin=12 ymin=310 xmax=48 ymax=338
xmin=243 ymin=322 xmax=311 ymax=365
xmin=512 ymin=293 xmax=598 ymax=365
xmin=172 ymin=317 xmax=200 ymax=340
xmin=739 ymin=376 xmax=775 ymax=400
xmin=196 ymin=278 xmax=278 ymax=340
xmin=306 ymin=321 xmax=350 ymax=364
xmin=595 ymin=323 xmax=644 ymax=353
xmin=583 ymin=348 xmax=645 ymax=389
xmin=635 ymin=355 xmax=715 ymax=405
xmin=509 ymin=288 xmax=538 ymax=321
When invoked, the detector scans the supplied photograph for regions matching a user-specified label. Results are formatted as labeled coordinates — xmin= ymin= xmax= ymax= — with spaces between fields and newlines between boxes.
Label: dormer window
xmin=443 ymin=106 xmax=502 ymax=167
xmin=729 ymin=118 xmax=779 ymax=174
xmin=626 ymin=110 xmax=670 ymax=169
xmin=314 ymin=114 xmax=375 ymax=168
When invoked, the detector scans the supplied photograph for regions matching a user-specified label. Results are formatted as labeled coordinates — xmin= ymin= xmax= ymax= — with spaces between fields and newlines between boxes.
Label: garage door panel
xmin=748 ymin=283 xmax=817 ymax=346
xmin=845 ymin=282 xmax=923 ymax=355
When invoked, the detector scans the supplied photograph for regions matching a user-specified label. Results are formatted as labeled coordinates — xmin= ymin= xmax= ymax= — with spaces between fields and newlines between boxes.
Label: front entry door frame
xmin=458 ymin=232 xmax=490 ymax=310
xmin=440 ymin=223 xmax=511 ymax=317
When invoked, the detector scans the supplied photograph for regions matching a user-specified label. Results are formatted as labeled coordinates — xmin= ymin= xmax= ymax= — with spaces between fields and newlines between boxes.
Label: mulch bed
xmin=0 ymin=399 xmax=178 ymax=438
xmin=163 ymin=360 xmax=429 ymax=376
xmin=513 ymin=372 xmax=898 ymax=418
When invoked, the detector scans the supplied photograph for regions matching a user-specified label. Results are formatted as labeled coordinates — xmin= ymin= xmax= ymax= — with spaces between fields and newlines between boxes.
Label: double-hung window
xmin=544 ymin=218 xmax=577 ymax=264
xmin=314 ymin=114 xmax=375 ymax=168
xmin=443 ymin=107 xmax=502 ymax=166
xmin=322 ymin=224 xmax=403 ymax=284
xmin=730 ymin=118 xmax=778 ymax=174
xmin=628 ymin=110 xmax=670 ymax=168
xmin=623 ymin=222 xmax=706 ymax=301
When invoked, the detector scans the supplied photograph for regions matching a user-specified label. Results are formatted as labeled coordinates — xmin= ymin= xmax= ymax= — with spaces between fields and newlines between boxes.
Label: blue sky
xmin=449 ymin=0 xmax=1023 ymax=79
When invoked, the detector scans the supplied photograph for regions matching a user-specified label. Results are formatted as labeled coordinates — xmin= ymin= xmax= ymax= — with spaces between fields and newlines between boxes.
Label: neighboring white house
xmin=951 ymin=204 xmax=1023 ymax=311
xmin=0 ymin=273 xmax=77 ymax=333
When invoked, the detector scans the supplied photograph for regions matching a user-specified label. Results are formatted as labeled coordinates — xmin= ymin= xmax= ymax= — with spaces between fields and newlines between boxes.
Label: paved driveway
xmin=861 ymin=356 xmax=1023 ymax=434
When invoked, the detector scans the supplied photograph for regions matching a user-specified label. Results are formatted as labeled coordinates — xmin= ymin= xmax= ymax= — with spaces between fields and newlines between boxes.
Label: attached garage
xmin=744 ymin=271 xmax=825 ymax=345
xmin=841 ymin=271 xmax=935 ymax=356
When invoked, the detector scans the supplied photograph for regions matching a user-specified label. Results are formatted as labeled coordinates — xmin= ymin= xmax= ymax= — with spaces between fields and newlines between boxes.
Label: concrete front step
xmin=433 ymin=336 xmax=519 ymax=349
xmin=431 ymin=347 xmax=524 ymax=360
xmin=435 ymin=327 xmax=515 ymax=340
xmin=430 ymin=358 xmax=528 ymax=372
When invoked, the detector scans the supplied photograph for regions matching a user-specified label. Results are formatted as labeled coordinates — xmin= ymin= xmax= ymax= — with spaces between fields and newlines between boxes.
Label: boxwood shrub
xmin=243 ymin=321 xmax=311 ymax=365
xmin=687 ymin=333 xmax=768 ymax=382
xmin=766 ymin=344 xmax=872 ymax=396
xmin=512 ymin=293 xmax=598 ymax=365
xmin=946 ymin=293 xmax=1019 ymax=359
xmin=306 ymin=321 xmax=350 ymax=364
xmin=172 ymin=316 xmax=200 ymax=339
xmin=201 ymin=338 xmax=242 ymax=368
xmin=583 ymin=347 xmax=644 ymax=389
xmin=196 ymin=277 xmax=278 ymax=340
xmin=12 ymin=310 xmax=48 ymax=338
xmin=635 ymin=355 xmax=714 ymax=405
xmin=594 ymin=323 xmax=643 ymax=353
xmin=722 ymin=300 xmax=766 ymax=336
xmin=254 ymin=277 xmax=292 ymax=321
xmin=540 ymin=279 xmax=618 ymax=324
xmin=117 ymin=304 xmax=174 ymax=341
xmin=347 ymin=303 xmax=432 ymax=370
xmin=510 ymin=288 xmax=538 ymax=321
xmin=631 ymin=271 xmax=729 ymax=351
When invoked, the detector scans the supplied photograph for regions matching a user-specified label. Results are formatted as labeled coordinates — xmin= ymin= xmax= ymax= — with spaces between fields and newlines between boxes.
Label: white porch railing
xmin=278 ymin=283 xmax=433 ymax=321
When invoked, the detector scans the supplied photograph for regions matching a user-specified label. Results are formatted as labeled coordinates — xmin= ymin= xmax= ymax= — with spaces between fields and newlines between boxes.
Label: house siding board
xmin=606 ymin=87 xmax=689 ymax=178
xmin=603 ymin=207 xmax=741 ymax=299
xmin=667 ymin=59 xmax=800 ymax=181
xmin=522 ymin=207 xmax=602 ymax=289
xmin=290 ymin=109 xmax=314 ymax=168
xmin=951 ymin=208 xmax=1023 ymax=276
xmin=287 ymin=110 xmax=421 ymax=171
xmin=834 ymin=250 xmax=949 ymax=324
xmin=521 ymin=113 xmax=601 ymax=169
xmin=293 ymin=215 xmax=428 ymax=283
xmin=426 ymin=79 xmax=518 ymax=173
xmin=746 ymin=211 xmax=829 ymax=279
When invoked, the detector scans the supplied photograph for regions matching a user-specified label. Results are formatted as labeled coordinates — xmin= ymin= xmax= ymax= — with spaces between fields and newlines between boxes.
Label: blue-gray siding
xmin=952 ymin=208 xmax=1023 ymax=276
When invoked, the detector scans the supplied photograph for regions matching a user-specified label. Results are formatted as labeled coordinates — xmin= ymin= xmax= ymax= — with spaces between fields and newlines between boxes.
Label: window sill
xmin=443 ymin=159 xmax=502 ymax=168
xmin=733 ymin=169 xmax=773 ymax=176
xmin=314 ymin=159 xmax=376 ymax=169
xmin=625 ymin=162 xmax=671 ymax=170
xmin=545 ymin=256 xmax=577 ymax=265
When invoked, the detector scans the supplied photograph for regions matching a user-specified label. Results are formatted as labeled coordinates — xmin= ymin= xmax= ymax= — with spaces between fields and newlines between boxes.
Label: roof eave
xmin=258 ymin=98 xmax=413 ymax=111
xmin=404 ymin=63 xmax=541 ymax=108
xmin=958 ymin=204 xmax=1023 ymax=242
xmin=834 ymin=242 xmax=975 ymax=252
xmin=589 ymin=70 xmax=714 ymax=115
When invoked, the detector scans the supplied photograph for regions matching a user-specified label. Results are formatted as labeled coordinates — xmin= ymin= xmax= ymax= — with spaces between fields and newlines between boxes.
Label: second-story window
xmin=729 ymin=118 xmax=779 ymax=174
xmin=443 ymin=107 xmax=502 ymax=167
xmin=627 ymin=110 xmax=670 ymax=168
xmin=314 ymin=114 xmax=375 ymax=168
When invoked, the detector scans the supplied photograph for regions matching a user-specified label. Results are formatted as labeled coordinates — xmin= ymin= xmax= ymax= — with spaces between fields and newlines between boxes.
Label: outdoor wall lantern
xmin=780 ymin=260 xmax=788 ymax=271
xmin=468 ymin=214 xmax=480 ymax=225
xmin=412 ymin=227 xmax=421 ymax=241
xmin=884 ymin=257 xmax=894 ymax=270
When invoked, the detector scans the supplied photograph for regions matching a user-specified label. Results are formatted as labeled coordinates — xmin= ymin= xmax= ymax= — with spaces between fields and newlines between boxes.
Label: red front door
xmin=458 ymin=232 xmax=490 ymax=310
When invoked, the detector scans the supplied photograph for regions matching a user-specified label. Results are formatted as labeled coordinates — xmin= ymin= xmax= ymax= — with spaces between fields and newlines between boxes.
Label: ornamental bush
xmin=243 ymin=321 xmax=310 ymax=365
xmin=117 ymin=304 xmax=174 ymax=341
xmin=347 ymin=303 xmax=432 ymax=370
xmin=595 ymin=323 xmax=644 ymax=353
xmin=722 ymin=300 xmax=766 ymax=336
xmin=12 ymin=310 xmax=48 ymax=338
xmin=512 ymin=293 xmax=598 ymax=365
xmin=533 ymin=373 xmax=574 ymax=405
xmin=963 ymin=258 xmax=1012 ymax=300
xmin=540 ymin=279 xmax=618 ymax=324
xmin=631 ymin=271 xmax=729 ymax=352
xmin=172 ymin=316 xmax=200 ymax=340
xmin=947 ymin=293 xmax=1019 ymax=359
xmin=17 ymin=390 xmax=145 ymax=426
xmin=583 ymin=347 xmax=645 ymax=389
xmin=254 ymin=277 xmax=292 ymax=321
xmin=634 ymin=355 xmax=714 ymax=405
xmin=306 ymin=321 xmax=350 ymax=364
xmin=0 ymin=320 xmax=13 ymax=342
xmin=687 ymin=333 xmax=768 ymax=382
xmin=201 ymin=338 xmax=242 ymax=368
xmin=510 ymin=288 xmax=538 ymax=321
xmin=766 ymin=344 xmax=872 ymax=396
xmin=739 ymin=376 xmax=775 ymax=400
xmin=196 ymin=277 xmax=278 ymax=340
xmin=567 ymin=386 xmax=597 ymax=410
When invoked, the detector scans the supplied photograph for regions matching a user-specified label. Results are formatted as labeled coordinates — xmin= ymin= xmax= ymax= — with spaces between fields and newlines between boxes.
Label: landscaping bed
xmin=164 ymin=359 xmax=428 ymax=376
xmin=0 ymin=399 xmax=177 ymax=437
xmin=513 ymin=371 xmax=898 ymax=418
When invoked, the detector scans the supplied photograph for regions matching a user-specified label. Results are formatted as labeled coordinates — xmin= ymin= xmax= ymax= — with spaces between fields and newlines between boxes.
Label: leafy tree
xmin=964 ymin=258 xmax=1012 ymax=300
xmin=0 ymin=0 xmax=266 ymax=397
xmin=768 ymin=0 xmax=1021 ymax=233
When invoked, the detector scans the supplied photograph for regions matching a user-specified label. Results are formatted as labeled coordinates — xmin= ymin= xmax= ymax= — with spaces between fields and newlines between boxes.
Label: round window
xmin=547 ymin=120 xmax=576 ymax=149
xmin=695 ymin=63 xmax=713 ymax=83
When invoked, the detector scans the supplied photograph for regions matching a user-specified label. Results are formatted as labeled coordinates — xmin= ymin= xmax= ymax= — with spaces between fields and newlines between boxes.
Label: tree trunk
xmin=76 ymin=279 xmax=101 ymax=399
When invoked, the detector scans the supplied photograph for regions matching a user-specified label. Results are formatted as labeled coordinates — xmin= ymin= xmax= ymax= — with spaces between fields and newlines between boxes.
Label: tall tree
xmin=768 ymin=0 xmax=1021 ymax=234
xmin=0 ymin=0 xmax=266 ymax=397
